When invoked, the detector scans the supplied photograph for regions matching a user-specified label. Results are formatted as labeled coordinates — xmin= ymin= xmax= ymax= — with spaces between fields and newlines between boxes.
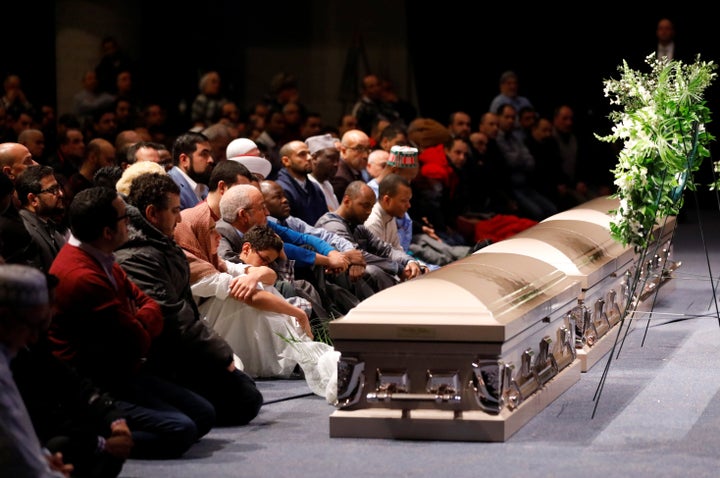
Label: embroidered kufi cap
xmin=387 ymin=145 xmax=419 ymax=168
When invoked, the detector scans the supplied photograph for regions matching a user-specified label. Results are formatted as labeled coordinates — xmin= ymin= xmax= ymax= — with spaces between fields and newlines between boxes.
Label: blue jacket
xmin=215 ymin=219 xmax=335 ymax=269
xmin=275 ymin=169 xmax=329 ymax=226
xmin=168 ymin=167 xmax=203 ymax=210
xmin=267 ymin=221 xmax=334 ymax=268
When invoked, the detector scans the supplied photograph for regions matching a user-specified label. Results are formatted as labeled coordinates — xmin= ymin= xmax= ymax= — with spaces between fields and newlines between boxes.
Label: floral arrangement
xmin=595 ymin=54 xmax=718 ymax=250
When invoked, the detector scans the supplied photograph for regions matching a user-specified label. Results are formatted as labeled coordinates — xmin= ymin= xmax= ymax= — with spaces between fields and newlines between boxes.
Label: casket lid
xmin=330 ymin=252 xmax=581 ymax=343
xmin=475 ymin=197 xmax=634 ymax=289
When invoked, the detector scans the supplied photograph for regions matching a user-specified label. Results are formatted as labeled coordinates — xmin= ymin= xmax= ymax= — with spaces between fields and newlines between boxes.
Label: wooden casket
xmin=475 ymin=196 xmax=678 ymax=371
xmin=328 ymin=196 xmax=679 ymax=442
xmin=328 ymin=251 xmax=584 ymax=442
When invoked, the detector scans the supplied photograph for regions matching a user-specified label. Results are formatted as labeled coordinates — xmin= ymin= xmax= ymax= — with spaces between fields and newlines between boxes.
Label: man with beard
xmin=275 ymin=140 xmax=328 ymax=226
xmin=115 ymin=172 xmax=263 ymax=427
xmin=15 ymin=165 xmax=68 ymax=272
xmin=167 ymin=131 xmax=215 ymax=210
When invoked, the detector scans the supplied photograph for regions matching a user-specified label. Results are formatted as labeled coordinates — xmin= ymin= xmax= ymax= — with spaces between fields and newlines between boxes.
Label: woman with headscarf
xmin=173 ymin=200 xmax=313 ymax=379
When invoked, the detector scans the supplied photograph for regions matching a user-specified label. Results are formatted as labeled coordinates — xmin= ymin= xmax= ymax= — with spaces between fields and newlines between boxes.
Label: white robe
xmin=190 ymin=261 xmax=308 ymax=379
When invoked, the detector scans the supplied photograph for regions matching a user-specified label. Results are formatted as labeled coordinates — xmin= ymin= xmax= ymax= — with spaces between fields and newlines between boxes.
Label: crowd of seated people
xmin=0 ymin=60 xmax=619 ymax=476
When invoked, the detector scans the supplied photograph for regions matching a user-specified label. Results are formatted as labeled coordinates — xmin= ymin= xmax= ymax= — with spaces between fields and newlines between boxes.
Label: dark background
xmin=5 ymin=5 xmax=719 ymax=125
xmin=3 ymin=4 xmax=719 ymax=201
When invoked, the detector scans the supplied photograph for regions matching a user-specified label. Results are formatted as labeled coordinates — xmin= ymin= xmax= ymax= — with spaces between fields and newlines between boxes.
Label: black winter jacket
xmin=115 ymin=205 xmax=234 ymax=378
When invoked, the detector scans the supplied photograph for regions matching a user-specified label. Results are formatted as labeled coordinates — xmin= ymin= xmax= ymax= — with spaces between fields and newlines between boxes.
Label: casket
xmin=328 ymin=196 xmax=679 ymax=442
xmin=475 ymin=196 xmax=679 ymax=371
xmin=329 ymin=251 xmax=584 ymax=442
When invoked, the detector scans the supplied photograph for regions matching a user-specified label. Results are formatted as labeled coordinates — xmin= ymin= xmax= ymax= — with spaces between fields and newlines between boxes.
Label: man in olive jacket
xmin=114 ymin=171 xmax=263 ymax=426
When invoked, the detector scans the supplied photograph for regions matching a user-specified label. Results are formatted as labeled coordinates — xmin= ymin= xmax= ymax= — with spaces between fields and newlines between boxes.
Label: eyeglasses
xmin=345 ymin=145 xmax=372 ymax=154
xmin=38 ymin=184 xmax=62 ymax=195
xmin=254 ymin=248 xmax=275 ymax=266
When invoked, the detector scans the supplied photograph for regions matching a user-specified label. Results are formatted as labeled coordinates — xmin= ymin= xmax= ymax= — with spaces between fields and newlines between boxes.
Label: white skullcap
xmin=226 ymin=138 xmax=260 ymax=158
xmin=226 ymin=138 xmax=272 ymax=179
xmin=0 ymin=264 xmax=50 ymax=307
xmin=305 ymin=133 xmax=338 ymax=155
xmin=231 ymin=156 xmax=272 ymax=179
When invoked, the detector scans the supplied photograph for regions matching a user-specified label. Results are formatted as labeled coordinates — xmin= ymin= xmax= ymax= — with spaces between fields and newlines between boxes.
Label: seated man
xmin=48 ymin=186 xmax=214 ymax=459
xmin=167 ymin=132 xmax=214 ymax=210
xmin=236 ymin=224 xmax=337 ymax=398
xmin=315 ymin=180 xmax=425 ymax=297
xmin=260 ymin=179 xmax=365 ymax=316
xmin=306 ymin=133 xmax=341 ymax=212
xmin=15 ymin=165 xmax=68 ymax=273
xmin=12 ymin=322 xmax=134 ymax=478
xmin=275 ymin=140 xmax=328 ymax=226
xmin=216 ymin=184 xmax=347 ymax=319
xmin=115 ymin=171 xmax=263 ymax=427
xmin=366 ymin=144 xmax=457 ymax=266
xmin=366 ymin=173 xmax=469 ymax=267
xmin=1 ymin=264 xmax=74 ymax=478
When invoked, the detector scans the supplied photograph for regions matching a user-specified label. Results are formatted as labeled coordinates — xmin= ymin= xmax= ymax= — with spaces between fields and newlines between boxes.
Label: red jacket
xmin=48 ymin=243 xmax=163 ymax=392
xmin=418 ymin=144 xmax=459 ymax=195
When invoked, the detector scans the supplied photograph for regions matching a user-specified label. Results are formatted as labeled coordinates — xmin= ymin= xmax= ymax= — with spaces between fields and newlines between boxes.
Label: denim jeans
xmin=114 ymin=374 xmax=215 ymax=459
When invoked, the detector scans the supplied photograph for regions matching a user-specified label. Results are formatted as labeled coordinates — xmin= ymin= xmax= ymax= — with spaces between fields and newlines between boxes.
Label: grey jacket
xmin=315 ymin=212 xmax=412 ymax=275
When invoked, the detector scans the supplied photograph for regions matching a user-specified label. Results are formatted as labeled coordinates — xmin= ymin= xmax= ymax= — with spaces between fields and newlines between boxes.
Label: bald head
xmin=0 ymin=142 xmax=37 ymax=182
xmin=341 ymin=129 xmax=370 ymax=147
xmin=337 ymin=180 xmax=376 ymax=224
xmin=114 ymin=129 xmax=142 ymax=151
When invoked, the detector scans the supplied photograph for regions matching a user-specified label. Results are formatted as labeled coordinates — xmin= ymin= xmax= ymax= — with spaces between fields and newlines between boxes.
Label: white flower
xmin=596 ymin=55 xmax=717 ymax=250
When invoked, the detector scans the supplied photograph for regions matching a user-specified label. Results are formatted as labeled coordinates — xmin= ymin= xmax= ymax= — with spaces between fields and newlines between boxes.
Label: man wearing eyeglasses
xmin=49 ymin=186 xmax=215 ymax=459
xmin=15 ymin=165 xmax=68 ymax=272
xmin=330 ymin=129 xmax=372 ymax=205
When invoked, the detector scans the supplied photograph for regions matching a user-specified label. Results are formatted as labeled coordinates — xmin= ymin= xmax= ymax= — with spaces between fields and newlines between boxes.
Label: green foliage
xmin=595 ymin=54 xmax=717 ymax=250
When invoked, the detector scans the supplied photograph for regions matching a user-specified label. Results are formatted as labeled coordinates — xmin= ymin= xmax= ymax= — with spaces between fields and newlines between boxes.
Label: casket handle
xmin=366 ymin=391 xmax=462 ymax=404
